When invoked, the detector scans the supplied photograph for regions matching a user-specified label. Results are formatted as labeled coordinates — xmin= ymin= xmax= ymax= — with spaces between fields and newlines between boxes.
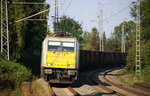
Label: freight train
xmin=41 ymin=33 xmax=127 ymax=84
xmin=41 ymin=35 xmax=79 ymax=84
xmin=79 ymin=50 xmax=127 ymax=72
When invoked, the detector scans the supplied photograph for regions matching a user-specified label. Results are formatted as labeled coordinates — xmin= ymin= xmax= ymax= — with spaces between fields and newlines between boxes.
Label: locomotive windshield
xmin=62 ymin=42 xmax=74 ymax=52
xmin=48 ymin=41 xmax=74 ymax=52
xmin=48 ymin=41 xmax=61 ymax=51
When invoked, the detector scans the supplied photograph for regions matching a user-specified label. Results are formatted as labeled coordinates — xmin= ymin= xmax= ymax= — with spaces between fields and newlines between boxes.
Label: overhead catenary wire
xmin=63 ymin=0 xmax=73 ymax=15
xmin=101 ymin=3 xmax=129 ymax=21
xmin=59 ymin=0 xmax=67 ymax=16
xmin=93 ymin=3 xmax=133 ymax=23
xmin=15 ymin=8 xmax=50 ymax=23
xmin=25 ymin=19 xmax=52 ymax=21
xmin=103 ymin=4 xmax=132 ymax=21
xmin=15 ymin=3 xmax=62 ymax=23
xmin=12 ymin=2 xmax=47 ymax=5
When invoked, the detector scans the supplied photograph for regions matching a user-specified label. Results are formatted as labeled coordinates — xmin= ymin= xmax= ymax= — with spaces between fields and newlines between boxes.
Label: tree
xmin=82 ymin=27 xmax=100 ymax=51
xmin=140 ymin=0 xmax=150 ymax=40
xmin=105 ymin=21 xmax=135 ymax=52
xmin=56 ymin=16 xmax=83 ymax=43
xmin=103 ymin=32 xmax=106 ymax=51
xmin=19 ymin=0 xmax=49 ymax=75
xmin=125 ymin=0 xmax=150 ymax=81
xmin=130 ymin=0 xmax=150 ymax=40
xmin=90 ymin=27 xmax=100 ymax=51
xmin=8 ymin=0 xmax=26 ymax=60
xmin=0 ymin=0 xmax=49 ymax=75
xmin=82 ymin=31 xmax=92 ymax=50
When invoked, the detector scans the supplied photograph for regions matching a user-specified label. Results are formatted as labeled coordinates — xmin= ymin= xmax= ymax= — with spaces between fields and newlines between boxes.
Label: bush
xmin=0 ymin=59 xmax=32 ymax=90
xmin=142 ymin=65 xmax=150 ymax=82
xmin=125 ymin=40 xmax=150 ymax=82
xmin=126 ymin=40 xmax=150 ymax=71
xmin=125 ymin=44 xmax=136 ymax=72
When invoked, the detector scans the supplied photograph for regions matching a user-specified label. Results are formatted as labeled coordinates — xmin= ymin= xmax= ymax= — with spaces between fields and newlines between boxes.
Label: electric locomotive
xmin=41 ymin=34 xmax=79 ymax=84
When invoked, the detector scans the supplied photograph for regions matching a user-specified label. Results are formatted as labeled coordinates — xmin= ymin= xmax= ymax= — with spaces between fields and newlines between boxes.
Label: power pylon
xmin=135 ymin=0 xmax=141 ymax=78
xmin=1 ymin=0 xmax=9 ymax=60
xmin=98 ymin=3 xmax=104 ymax=51
xmin=54 ymin=0 xmax=59 ymax=32
xmin=121 ymin=25 xmax=125 ymax=52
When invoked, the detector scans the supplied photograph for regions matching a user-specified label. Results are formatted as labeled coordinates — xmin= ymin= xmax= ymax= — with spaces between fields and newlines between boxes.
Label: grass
xmin=116 ymin=69 xmax=135 ymax=86
xmin=0 ymin=87 xmax=22 ymax=96
xmin=0 ymin=59 xmax=32 ymax=96
xmin=116 ymin=69 xmax=146 ymax=86
xmin=9 ymin=87 xmax=22 ymax=96
xmin=0 ymin=89 xmax=11 ymax=96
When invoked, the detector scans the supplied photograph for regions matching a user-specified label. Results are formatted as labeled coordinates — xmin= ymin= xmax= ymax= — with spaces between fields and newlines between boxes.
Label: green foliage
xmin=131 ymin=0 xmax=150 ymax=40
xmin=83 ymin=31 xmax=92 ymax=50
xmin=90 ymin=27 xmax=100 ymax=51
xmin=103 ymin=32 xmax=106 ymax=50
xmin=106 ymin=21 xmax=135 ymax=52
xmin=0 ymin=53 xmax=5 ymax=59
xmin=125 ymin=44 xmax=135 ymax=72
xmin=83 ymin=27 xmax=100 ymax=51
xmin=141 ymin=41 xmax=150 ymax=67
xmin=118 ymin=75 xmax=134 ymax=85
xmin=125 ymin=0 xmax=150 ymax=81
xmin=9 ymin=88 xmax=22 ymax=96
xmin=56 ymin=16 xmax=83 ymax=44
xmin=8 ymin=0 xmax=26 ymax=60
xmin=142 ymin=65 xmax=150 ymax=81
xmin=0 ymin=58 xmax=32 ymax=90
xmin=105 ymin=38 xmax=120 ymax=52
xmin=47 ymin=27 xmax=53 ymax=36
xmin=126 ymin=40 xmax=150 ymax=74
xmin=2 ymin=0 xmax=49 ymax=75
xmin=141 ymin=0 xmax=150 ymax=40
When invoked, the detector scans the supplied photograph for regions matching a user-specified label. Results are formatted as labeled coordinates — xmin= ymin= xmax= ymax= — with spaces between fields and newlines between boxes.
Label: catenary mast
xmin=1 ymin=0 xmax=9 ymax=60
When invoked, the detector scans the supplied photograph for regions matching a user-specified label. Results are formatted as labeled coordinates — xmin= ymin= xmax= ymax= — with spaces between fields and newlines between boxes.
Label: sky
xmin=46 ymin=0 xmax=136 ymax=38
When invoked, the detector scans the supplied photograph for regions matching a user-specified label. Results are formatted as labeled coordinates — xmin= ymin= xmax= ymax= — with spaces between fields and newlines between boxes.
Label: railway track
xmin=68 ymin=87 xmax=81 ymax=96
xmin=48 ymin=69 xmax=148 ymax=96
xmin=103 ymin=70 xmax=148 ymax=96
xmin=89 ymin=70 xmax=125 ymax=96
xmin=50 ymin=85 xmax=81 ymax=96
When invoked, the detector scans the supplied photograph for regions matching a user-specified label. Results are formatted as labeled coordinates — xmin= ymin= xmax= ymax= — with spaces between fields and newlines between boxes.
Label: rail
xmin=89 ymin=70 xmax=124 ymax=96
xmin=103 ymin=70 xmax=148 ymax=96
xmin=68 ymin=87 xmax=81 ymax=96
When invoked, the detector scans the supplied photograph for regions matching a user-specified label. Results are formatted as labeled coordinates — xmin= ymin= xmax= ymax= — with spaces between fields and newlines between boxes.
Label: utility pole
xmin=135 ymin=0 xmax=141 ymax=78
xmin=121 ymin=25 xmax=125 ymax=52
xmin=54 ymin=0 xmax=59 ymax=32
xmin=1 ymin=0 xmax=9 ymax=60
xmin=98 ymin=3 xmax=104 ymax=51
xmin=1 ymin=1 xmax=51 ymax=60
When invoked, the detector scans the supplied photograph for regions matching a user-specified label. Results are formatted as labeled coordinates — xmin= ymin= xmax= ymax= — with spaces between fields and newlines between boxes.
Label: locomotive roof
xmin=45 ymin=36 xmax=77 ymax=42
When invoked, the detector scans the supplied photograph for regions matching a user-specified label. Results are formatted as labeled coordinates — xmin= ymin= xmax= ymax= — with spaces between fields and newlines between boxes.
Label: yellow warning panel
xmin=45 ymin=51 xmax=76 ymax=69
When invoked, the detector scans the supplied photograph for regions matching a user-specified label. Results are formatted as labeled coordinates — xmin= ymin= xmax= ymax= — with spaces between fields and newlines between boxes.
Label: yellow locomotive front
xmin=41 ymin=36 xmax=79 ymax=84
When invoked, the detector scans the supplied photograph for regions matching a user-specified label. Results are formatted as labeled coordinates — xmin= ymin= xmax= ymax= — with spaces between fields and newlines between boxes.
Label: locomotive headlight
xmin=68 ymin=70 xmax=76 ymax=75
xmin=47 ymin=63 xmax=53 ymax=66
xmin=44 ymin=69 xmax=52 ymax=74
xmin=67 ymin=64 xmax=74 ymax=67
